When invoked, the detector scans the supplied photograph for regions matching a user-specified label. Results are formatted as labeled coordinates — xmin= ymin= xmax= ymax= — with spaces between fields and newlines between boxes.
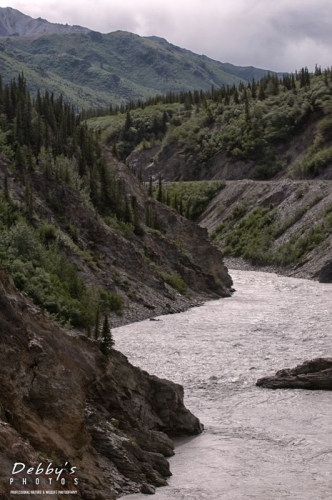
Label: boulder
xmin=256 ymin=358 xmax=332 ymax=390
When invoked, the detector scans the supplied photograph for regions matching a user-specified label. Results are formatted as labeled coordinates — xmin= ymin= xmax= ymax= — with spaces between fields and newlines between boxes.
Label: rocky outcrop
xmin=319 ymin=261 xmax=332 ymax=283
xmin=0 ymin=270 xmax=202 ymax=499
xmin=256 ymin=358 xmax=332 ymax=390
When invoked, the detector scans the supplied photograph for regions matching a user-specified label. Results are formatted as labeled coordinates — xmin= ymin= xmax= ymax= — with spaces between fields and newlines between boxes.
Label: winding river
xmin=113 ymin=270 xmax=332 ymax=500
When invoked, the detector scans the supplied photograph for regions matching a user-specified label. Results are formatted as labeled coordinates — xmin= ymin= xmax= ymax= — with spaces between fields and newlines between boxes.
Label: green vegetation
xmin=151 ymin=180 xmax=226 ymax=220
xmin=99 ymin=315 xmax=115 ymax=355
xmin=93 ymin=67 xmax=332 ymax=181
xmin=0 ymin=74 xmax=133 ymax=327
xmin=0 ymin=192 xmax=122 ymax=327
xmin=222 ymin=207 xmax=276 ymax=264
xmin=212 ymin=201 xmax=332 ymax=267
xmin=274 ymin=204 xmax=332 ymax=265
xmin=160 ymin=271 xmax=187 ymax=295
xmin=0 ymin=31 xmax=270 ymax=110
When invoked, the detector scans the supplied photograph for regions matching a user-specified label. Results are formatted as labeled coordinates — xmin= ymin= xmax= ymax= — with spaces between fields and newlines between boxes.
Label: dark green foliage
xmin=99 ymin=290 xmax=123 ymax=315
xmin=153 ymin=181 xmax=226 ymax=221
xmin=160 ymin=272 xmax=187 ymax=295
xmin=0 ymin=74 xmax=127 ymax=328
xmin=223 ymin=207 xmax=276 ymax=264
xmin=157 ymin=174 xmax=163 ymax=202
xmin=94 ymin=306 xmax=100 ymax=339
xmin=99 ymin=315 xmax=114 ymax=355
xmin=39 ymin=223 xmax=57 ymax=245
xmin=92 ymin=68 xmax=330 ymax=181
xmin=131 ymin=195 xmax=144 ymax=235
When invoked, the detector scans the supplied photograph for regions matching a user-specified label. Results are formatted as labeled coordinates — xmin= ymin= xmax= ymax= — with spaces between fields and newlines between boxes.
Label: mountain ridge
xmin=0 ymin=7 xmax=279 ymax=108
xmin=0 ymin=6 xmax=90 ymax=36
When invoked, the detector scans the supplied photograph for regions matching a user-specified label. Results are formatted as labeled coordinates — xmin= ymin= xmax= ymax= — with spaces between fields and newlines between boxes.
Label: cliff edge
xmin=0 ymin=269 xmax=202 ymax=499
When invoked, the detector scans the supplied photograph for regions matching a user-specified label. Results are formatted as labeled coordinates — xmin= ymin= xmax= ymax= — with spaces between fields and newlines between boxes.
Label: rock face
xmin=256 ymin=358 xmax=332 ymax=390
xmin=199 ymin=178 xmax=332 ymax=281
xmin=319 ymin=261 xmax=332 ymax=283
xmin=0 ymin=270 xmax=202 ymax=499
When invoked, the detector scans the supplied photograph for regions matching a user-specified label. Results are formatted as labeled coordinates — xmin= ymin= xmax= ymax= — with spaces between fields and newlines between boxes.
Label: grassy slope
xmin=0 ymin=31 xmax=271 ymax=108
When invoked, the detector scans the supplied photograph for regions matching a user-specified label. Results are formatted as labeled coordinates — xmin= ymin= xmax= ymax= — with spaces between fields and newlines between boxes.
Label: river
xmin=113 ymin=270 xmax=332 ymax=500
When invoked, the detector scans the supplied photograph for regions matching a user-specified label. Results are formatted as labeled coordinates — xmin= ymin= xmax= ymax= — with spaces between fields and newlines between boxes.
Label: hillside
xmin=0 ymin=74 xmax=234 ymax=497
xmin=0 ymin=268 xmax=202 ymax=499
xmin=96 ymin=69 xmax=332 ymax=279
xmin=0 ymin=74 xmax=232 ymax=328
xmin=0 ymin=8 xmax=274 ymax=108
xmin=199 ymin=179 xmax=332 ymax=280
xmin=95 ymin=70 xmax=332 ymax=182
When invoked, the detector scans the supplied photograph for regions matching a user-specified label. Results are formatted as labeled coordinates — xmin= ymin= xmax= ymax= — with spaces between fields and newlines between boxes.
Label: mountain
xmin=0 ymin=8 xmax=276 ymax=109
xmin=0 ymin=7 xmax=90 ymax=36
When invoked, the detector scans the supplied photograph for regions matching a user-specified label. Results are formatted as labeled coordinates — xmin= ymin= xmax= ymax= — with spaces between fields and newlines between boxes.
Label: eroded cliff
xmin=0 ymin=269 xmax=202 ymax=499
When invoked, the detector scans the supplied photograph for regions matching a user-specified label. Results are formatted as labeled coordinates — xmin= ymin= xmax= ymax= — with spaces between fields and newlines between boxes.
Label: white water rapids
xmin=113 ymin=270 xmax=332 ymax=500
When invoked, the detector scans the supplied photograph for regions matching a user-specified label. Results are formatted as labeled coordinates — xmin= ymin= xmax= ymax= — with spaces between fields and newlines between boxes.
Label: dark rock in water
xmin=257 ymin=358 xmax=332 ymax=390
xmin=319 ymin=261 xmax=332 ymax=283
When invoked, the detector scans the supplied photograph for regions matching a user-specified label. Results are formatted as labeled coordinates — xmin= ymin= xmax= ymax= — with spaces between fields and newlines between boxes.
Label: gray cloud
xmin=1 ymin=0 xmax=332 ymax=72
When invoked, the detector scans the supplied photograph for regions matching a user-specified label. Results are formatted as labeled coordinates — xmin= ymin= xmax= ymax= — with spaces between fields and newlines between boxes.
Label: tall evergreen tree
xmin=100 ymin=315 xmax=114 ymax=355
xmin=94 ymin=306 xmax=100 ymax=340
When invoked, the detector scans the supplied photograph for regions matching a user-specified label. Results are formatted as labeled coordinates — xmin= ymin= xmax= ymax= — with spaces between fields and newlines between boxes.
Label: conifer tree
xmin=148 ymin=176 xmax=153 ymax=197
xmin=25 ymin=184 xmax=33 ymax=220
xmin=131 ymin=195 xmax=143 ymax=235
xmin=124 ymin=197 xmax=132 ymax=223
xmin=94 ymin=306 xmax=100 ymax=340
xmin=100 ymin=315 xmax=114 ymax=355
xmin=157 ymin=174 xmax=163 ymax=202
xmin=4 ymin=174 xmax=9 ymax=201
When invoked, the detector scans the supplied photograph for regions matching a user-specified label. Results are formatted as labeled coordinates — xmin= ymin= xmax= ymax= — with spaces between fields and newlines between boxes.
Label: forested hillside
xmin=91 ymin=67 xmax=332 ymax=279
xmin=0 ymin=73 xmax=232 ymax=334
xmin=90 ymin=67 xmax=332 ymax=182
xmin=0 ymin=70 xmax=235 ymax=499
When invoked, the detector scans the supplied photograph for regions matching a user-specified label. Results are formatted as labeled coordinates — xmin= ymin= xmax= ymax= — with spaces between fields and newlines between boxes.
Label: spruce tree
xmin=100 ymin=315 xmax=114 ymax=355
xmin=157 ymin=174 xmax=163 ymax=202
xmin=148 ymin=176 xmax=153 ymax=197
xmin=131 ymin=195 xmax=143 ymax=235
xmin=94 ymin=306 xmax=100 ymax=340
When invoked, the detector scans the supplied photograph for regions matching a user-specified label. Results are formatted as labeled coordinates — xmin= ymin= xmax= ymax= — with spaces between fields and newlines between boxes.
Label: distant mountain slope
xmin=0 ymin=7 xmax=90 ymax=36
xmin=0 ymin=8 xmax=276 ymax=109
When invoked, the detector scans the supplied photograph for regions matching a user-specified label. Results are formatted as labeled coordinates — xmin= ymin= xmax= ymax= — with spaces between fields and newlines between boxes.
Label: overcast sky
xmin=0 ymin=0 xmax=331 ymax=73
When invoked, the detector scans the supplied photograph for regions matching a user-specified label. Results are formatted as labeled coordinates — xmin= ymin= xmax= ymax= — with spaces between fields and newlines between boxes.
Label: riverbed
xmin=113 ymin=270 xmax=332 ymax=500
